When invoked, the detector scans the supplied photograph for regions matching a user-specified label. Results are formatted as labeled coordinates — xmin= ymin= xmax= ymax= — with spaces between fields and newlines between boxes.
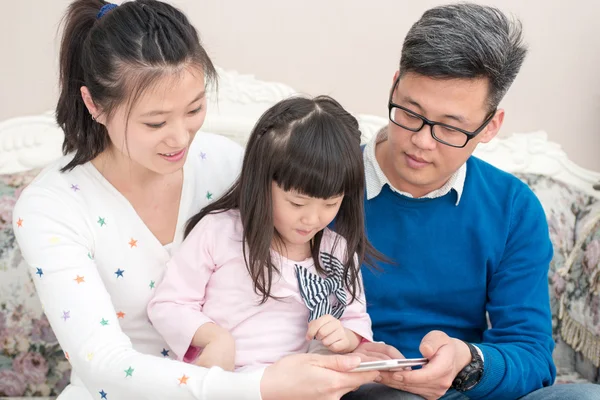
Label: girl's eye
xmin=326 ymin=203 xmax=339 ymax=208
xmin=145 ymin=122 xmax=165 ymax=129
xmin=188 ymin=106 xmax=203 ymax=115
xmin=290 ymin=202 xmax=304 ymax=208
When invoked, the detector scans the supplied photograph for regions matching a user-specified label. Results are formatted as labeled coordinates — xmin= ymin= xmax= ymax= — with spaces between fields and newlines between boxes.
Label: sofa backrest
xmin=1 ymin=67 xmax=599 ymax=396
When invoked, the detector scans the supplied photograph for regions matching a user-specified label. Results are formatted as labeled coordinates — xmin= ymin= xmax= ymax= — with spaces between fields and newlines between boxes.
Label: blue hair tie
xmin=97 ymin=3 xmax=118 ymax=20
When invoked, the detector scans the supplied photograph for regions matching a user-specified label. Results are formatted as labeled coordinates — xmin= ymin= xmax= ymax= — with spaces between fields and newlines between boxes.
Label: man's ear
xmin=478 ymin=109 xmax=504 ymax=144
xmin=80 ymin=86 xmax=105 ymax=125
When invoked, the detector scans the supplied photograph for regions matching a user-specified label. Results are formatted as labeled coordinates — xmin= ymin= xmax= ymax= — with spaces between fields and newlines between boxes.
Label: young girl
xmin=148 ymin=96 xmax=377 ymax=371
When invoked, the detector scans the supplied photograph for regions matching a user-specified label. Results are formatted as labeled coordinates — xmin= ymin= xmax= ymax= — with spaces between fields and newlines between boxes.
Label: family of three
xmin=13 ymin=0 xmax=600 ymax=399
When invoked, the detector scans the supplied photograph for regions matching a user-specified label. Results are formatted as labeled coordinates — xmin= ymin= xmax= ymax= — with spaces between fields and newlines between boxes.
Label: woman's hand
xmin=351 ymin=340 xmax=404 ymax=362
xmin=261 ymin=353 xmax=380 ymax=400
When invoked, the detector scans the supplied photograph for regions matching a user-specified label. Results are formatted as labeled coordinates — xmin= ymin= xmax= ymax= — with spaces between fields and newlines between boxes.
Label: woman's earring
xmin=91 ymin=115 xmax=96 ymax=122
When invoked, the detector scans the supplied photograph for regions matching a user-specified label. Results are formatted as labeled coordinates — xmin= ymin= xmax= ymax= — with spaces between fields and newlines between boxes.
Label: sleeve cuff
xmin=183 ymin=345 xmax=202 ymax=363
xmin=464 ymin=344 xmax=505 ymax=399
xmin=342 ymin=320 xmax=373 ymax=343
xmin=473 ymin=344 xmax=485 ymax=363
xmin=173 ymin=318 xmax=214 ymax=361
xmin=202 ymin=366 xmax=264 ymax=400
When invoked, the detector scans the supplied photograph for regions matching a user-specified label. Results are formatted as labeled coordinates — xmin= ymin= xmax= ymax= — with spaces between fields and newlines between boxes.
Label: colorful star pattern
xmin=12 ymin=147 xmax=256 ymax=397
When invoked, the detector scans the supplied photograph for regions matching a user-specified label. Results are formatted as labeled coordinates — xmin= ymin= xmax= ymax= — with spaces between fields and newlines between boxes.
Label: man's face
xmin=380 ymin=71 xmax=504 ymax=197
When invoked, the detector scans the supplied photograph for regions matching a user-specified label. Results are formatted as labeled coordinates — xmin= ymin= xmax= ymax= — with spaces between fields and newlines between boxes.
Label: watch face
xmin=462 ymin=368 xmax=483 ymax=391
xmin=452 ymin=342 xmax=484 ymax=392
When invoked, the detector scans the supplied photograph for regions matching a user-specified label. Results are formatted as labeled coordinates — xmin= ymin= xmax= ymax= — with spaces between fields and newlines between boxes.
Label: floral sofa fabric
xmin=516 ymin=173 xmax=599 ymax=383
xmin=1 ymin=170 xmax=71 ymax=398
xmin=1 ymin=169 xmax=599 ymax=397
xmin=516 ymin=174 xmax=598 ymax=337
xmin=558 ymin=206 xmax=600 ymax=369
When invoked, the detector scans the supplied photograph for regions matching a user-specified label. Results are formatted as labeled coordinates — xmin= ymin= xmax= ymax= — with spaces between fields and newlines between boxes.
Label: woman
xmin=12 ymin=1 xmax=378 ymax=399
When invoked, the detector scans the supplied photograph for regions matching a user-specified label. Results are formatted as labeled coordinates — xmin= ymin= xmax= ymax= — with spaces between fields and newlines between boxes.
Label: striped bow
xmin=296 ymin=252 xmax=348 ymax=322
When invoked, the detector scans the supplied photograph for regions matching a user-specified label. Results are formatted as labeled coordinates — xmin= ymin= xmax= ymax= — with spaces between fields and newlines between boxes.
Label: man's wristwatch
xmin=451 ymin=342 xmax=483 ymax=392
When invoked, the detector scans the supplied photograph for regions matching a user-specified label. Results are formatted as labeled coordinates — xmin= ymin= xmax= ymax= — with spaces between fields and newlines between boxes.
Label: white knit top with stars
xmin=12 ymin=133 xmax=264 ymax=400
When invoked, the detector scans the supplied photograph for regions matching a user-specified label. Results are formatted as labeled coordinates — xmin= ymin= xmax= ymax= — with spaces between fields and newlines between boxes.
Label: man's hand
xmin=306 ymin=314 xmax=360 ymax=353
xmin=376 ymin=331 xmax=472 ymax=400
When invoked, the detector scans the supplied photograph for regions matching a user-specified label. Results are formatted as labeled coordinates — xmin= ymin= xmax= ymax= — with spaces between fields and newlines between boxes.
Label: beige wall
xmin=2 ymin=0 xmax=599 ymax=170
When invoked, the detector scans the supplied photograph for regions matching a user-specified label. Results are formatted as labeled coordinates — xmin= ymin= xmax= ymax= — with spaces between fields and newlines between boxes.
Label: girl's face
xmin=271 ymin=182 xmax=344 ymax=256
xmin=100 ymin=67 xmax=207 ymax=176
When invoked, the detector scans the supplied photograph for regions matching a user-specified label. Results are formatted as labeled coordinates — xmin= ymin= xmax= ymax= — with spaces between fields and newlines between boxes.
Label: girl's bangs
xmin=273 ymin=118 xmax=362 ymax=199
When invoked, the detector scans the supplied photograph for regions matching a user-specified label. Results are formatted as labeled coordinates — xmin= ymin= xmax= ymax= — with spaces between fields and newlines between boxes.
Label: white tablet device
xmin=351 ymin=358 xmax=428 ymax=372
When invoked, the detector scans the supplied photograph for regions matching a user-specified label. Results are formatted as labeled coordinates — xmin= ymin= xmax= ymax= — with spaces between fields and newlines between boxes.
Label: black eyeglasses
xmin=388 ymin=77 xmax=496 ymax=148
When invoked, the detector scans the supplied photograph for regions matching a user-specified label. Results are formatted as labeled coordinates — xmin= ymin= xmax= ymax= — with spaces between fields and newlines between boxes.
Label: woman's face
xmin=100 ymin=67 xmax=207 ymax=176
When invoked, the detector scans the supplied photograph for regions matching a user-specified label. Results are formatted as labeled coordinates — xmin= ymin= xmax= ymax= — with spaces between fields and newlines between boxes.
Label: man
xmin=347 ymin=3 xmax=600 ymax=400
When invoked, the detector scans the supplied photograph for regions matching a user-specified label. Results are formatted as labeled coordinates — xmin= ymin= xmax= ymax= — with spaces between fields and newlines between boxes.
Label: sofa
xmin=1 ymin=67 xmax=599 ymax=398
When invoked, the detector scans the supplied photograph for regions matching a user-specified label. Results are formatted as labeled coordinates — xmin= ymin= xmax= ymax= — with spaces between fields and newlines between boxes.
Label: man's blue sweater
xmin=363 ymin=156 xmax=556 ymax=399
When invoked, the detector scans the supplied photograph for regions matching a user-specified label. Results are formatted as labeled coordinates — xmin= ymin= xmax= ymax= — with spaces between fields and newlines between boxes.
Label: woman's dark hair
xmin=186 ymin=96 xmax=380 ymax=304
xmin=57 ymin=0 xmax=216 ymax=171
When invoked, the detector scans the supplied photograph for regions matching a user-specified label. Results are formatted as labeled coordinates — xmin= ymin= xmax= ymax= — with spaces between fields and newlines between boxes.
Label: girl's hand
xmin=192 ymin=323 xmax=236 ymax=371
xmin=194 ymin=333 xmax=236 ymax=371
xmin=307 ymin=314 xmax=361 ymax=353
xmin=261 ymin=353 xmax=380 ymax=400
